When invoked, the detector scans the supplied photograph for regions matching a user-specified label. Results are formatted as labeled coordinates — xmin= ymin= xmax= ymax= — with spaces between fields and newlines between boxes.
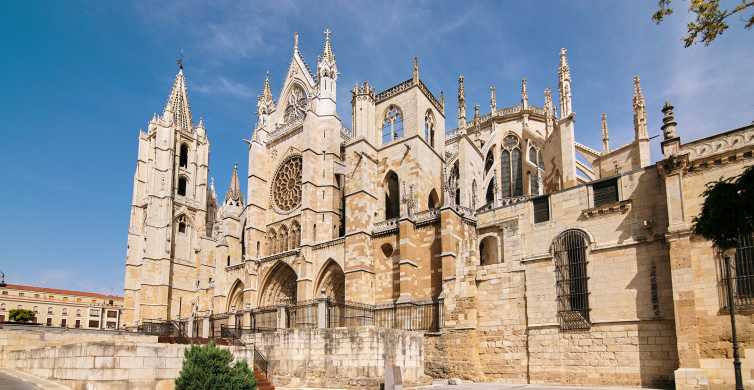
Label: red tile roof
xmin=2 ymin=284 xmax=123 ymax=301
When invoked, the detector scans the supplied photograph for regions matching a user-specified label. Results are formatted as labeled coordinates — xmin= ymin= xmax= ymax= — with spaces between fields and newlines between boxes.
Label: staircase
xmin=254 ymin=369 xmax=275 ymax=390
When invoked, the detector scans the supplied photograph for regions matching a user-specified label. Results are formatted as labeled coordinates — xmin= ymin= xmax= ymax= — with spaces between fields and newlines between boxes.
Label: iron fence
xmin=718 ymin=234 xmax=754 ymax=311
xmin=327 ymin=300 xmax=375 ymax=328
xmin=287 ymin=300 xmax=318 ymax=329
xmin=251 ymin=306 xmax=278 ymax=332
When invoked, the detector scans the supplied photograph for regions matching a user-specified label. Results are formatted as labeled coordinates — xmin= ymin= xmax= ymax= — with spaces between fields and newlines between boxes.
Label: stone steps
xmin=254 ymin=369 xmax=274 ymax=390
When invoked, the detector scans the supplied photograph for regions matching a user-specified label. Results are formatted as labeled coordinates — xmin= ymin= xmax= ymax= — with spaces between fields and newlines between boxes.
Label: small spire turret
xmin=224 ymin=164 xmax=243 ymax=207
xmin=521 ymin=79 xmax=529 ymax=109
xmin=633 ymin=75 xmax=649 ymax=141
xmin=490 ymin=85 xmax=496 ymax=113
xmin=544 ymin=88 xmax=554 ymax=137
xmin=457 ymin=74 xmax=467 ymax=129
xmin=412 ymin=57 xmax=419 ymax=84
xmin=558 ymin=48 xmax=573 ymax=117
xmin=601 ymin=113 xmax=610 ymax=152
xmin=661 ymin=102 xmax=678 ymax=140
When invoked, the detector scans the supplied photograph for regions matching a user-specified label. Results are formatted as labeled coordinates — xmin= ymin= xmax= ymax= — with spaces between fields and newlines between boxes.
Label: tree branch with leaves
xmin=653 ymin=0 xmax=754 ymax=46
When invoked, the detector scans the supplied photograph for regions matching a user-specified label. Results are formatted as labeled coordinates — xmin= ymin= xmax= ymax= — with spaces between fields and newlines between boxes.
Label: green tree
xmin=8 ymin=309 xmax=35 ymax=323
xmin=175 ymin=341 xmax=256 ymax=390
xmin=692 ymin=165 xmax=754 ymax=248
xmin=652 ymin=0 xmax=754 ymax=46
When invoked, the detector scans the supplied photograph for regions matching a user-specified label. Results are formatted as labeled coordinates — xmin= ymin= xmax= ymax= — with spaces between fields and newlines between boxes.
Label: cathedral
xmin=123 ymin=30 xmax=754 ymax=389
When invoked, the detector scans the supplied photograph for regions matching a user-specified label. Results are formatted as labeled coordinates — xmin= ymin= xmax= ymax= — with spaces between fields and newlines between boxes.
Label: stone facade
xmin=121 ymin=29 xmax=754 ymax=388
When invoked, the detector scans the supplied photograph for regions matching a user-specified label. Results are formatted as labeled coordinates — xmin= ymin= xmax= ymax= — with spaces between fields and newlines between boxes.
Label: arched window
xmin=179 ymin=143 xmax=189 ymax=168
xmin=479 ymin=236 xmax=500 ymax=266
xmin=267 ymin=228 xmax=277 ymax=255
xmin=484 ymin=149 xmax=495 ymax=175
xmin=428 ymin=189 xmax=439 ymax=210
xmin=291 ymin=221 xmax=301 ymax=249
xmin=485 ymin=179 xmax=495 ymax=206
xmin=471 ymin=180 xmax=477 ymax=210
xmin=529 ymin=146 xmax=538 ymax=166
xmin=553 ymin=230 xmax=590 ymax=329
xmin=384 ymin=171 xmax=400 ymax=219
xmin=177 ymin=176 xmax=188 ymax=196
xmin=284 ymin=85 xmax=308 ymax=123
xmin=449 ymin=162 xmax=460 ymax=207
xmin=279 ymin=225 xmax=289 ymax=252
xmin=177 ymin=215 xmax=187 ymax=234
xmin=424 ymin=110 xmax=435 ymax=147
xmin=381 ymin=105 xmax=404 ymax=144
xmin=530 ymin=171 xmax=540 ymax=196
xmin=500 ymin=135 xmax=523 ymax=198
xmin=240 ymin=221 xmax=246 ymax=257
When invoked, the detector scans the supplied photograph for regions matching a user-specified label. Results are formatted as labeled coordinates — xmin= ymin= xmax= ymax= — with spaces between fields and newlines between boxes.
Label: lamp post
xmin=724 ymin=255 xmax=744 ymax=390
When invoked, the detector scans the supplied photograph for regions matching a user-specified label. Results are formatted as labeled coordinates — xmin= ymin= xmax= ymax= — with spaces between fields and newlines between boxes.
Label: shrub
xmin=175 ymin=341 xmax=256 ymax=390
xmin=8 ymin=309 xmax=35 ymax=323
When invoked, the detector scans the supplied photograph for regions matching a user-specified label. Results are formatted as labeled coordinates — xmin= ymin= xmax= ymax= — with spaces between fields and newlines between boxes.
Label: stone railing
xmin=373 ymin=217 xmax=399 ymax=235
xmin=225 ymin=263 xmax=245 ymax=272
xmin=312 ymin=237 xmax=345 ymax=250
xmin=375 ymin=79 xmax=413 ymax=102
xmin=413 ymin=209 xmax=440 ymax=226
xmin=256 ymin=249 xmax=300 ymax=263
xmin=267 ymin=117 xmax=304 ymax=142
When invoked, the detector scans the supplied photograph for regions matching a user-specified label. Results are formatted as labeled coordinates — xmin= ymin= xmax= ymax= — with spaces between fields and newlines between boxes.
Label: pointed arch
xmin=279 ymin=225 xmax=290 ymax=252
xmin=485 ymin=178 xmax=496 ymax=206
xmin=259 ymin=261 xmax=298 ymax=307
xmin=313 ymin=259 xmax=345 ymax=303
xmin=267 ymin=227 xmax=278 ymax=255
xmin=384 ymin=171 xmax=400 ymax=219
xmin=226 ymin=279 xmax=245 ymax=313
xmin=449 ymin=162 xmax=460 ymax=207
xmin=179 ymin=143 xmax=189 ymax=168
xmin=484 ymin=148 xmax=495 ymax=175
xmin=381 ymin=105 xmax=404 ymax=144
xmin=290 ymin=220 xmax=301 ymax=249
xmin=428 ymin=189 xmax=439 ymax=210
xmin=424 ymin=109 xmax=436 ymax=147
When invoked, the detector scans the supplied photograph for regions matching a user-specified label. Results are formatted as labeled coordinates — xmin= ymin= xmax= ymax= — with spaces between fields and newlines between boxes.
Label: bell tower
xmin=123 ymin=63 xmax=211 ymax=327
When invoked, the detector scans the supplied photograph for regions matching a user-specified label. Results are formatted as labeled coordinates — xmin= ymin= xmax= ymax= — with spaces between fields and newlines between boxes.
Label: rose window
xmin=272 ymin=155 xmax=302 ymax=212
xmin=284 ymin=85 xmax=308 ymax=123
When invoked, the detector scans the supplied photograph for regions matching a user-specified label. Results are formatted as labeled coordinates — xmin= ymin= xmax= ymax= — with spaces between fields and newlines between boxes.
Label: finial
xmin=521 ymin=79 xmax=528 ymax=108
xmin=601 ymin=113 xmax=610 ymax=152
xmin=440 ymin=90 xmax=445 ymax=110
xmin=412 ymin=56 xmax=419 ymax=84
xmin=294 ymin=32 xmax=299 ymax=52
xmin=176 ymin=49 xmax=184 ymax=71
xmin=661 ymin=101 xmax=678 ymax=140
xmin=490 ymin=85 xmax=496 ymax=112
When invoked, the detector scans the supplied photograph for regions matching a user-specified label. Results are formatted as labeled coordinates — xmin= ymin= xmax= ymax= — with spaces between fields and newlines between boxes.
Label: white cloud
xmin=194 ymin=77 xmax=256 ymax=98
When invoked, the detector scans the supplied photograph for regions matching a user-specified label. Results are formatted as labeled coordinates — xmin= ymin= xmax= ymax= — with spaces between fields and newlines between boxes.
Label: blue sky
xmin=0 ymin=1 xmax=752 ymax=295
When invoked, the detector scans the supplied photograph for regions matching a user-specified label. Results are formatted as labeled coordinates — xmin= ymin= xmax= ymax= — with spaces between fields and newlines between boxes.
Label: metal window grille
xmin=592 ymin=178 xmax=619 ymax=207
xmin=554 ymin=230 xmax=590 ymax=330
xmin=718 ymin=234 xmax=754 ymax=310
xmin=533 ymin=196 xmax=550 ymax=223
xmin=501 ymin=150 xmax=511 ymax=198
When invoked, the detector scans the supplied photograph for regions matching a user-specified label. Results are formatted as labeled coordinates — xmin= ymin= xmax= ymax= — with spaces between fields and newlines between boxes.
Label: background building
xmin=0 ymin=283 xmax=122 ymax=330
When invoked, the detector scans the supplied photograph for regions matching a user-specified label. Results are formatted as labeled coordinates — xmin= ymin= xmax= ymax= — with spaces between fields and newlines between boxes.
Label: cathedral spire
xmin=521 ymin=79 xmax=529 ymax=109
xmin=457 ymin=74 xmax=467 ymax=129
xmin=558 ymin=48 xmax=572 ymax=118
xmin=632 ymin=75 xmax=649 ymax=141
xmin=163 ymin=64 xmax=193 ymax=131
xmin=321 ymin=28 xmax=335 ymax=64
xmin=224 ymin=164 xmax=243 ymax=207
xmin=601 ymin=113 xmax=610 ymax=152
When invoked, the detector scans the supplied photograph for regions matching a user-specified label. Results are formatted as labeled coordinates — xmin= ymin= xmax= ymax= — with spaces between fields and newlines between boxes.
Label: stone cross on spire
xmin=321 ymin=28 xmax=335 ymax=63
xmin=601 ymin=113 xmax=610 ymax=152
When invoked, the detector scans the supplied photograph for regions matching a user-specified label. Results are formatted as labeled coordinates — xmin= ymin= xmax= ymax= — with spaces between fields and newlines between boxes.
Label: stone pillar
xmin=202 ymin=317 xmax=210 ymax=338
xmin=277 ymin=306 xmax=288 ymax=329
xmin=317 ymin=298 xmax=328 ymax=328
xmin=397 ymin=218 xmax=418 ymax=303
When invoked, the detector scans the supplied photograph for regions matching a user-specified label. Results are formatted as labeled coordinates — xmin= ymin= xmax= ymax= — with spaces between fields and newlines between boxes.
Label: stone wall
xmin=0 ymin=327 xmax=252 ymax=390
xmin=249 ymin=326 xmax=430 ymax=389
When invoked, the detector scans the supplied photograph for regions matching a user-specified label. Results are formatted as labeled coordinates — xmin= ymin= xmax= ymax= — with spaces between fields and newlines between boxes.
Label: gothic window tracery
xmin=500 ymin=135 xmax=523 ymax=198
xmin=177 ymin=215 xmax=187 ymax=234
xmin=424 ymin=110 xmax=435 ymax=147
xmin=272 ymin=155 xmax=302 ymax=212
xmin=284 ymin=85 xmax=308 ymax=123
xmin=382 ymin=105 xmax=404 ymax=145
